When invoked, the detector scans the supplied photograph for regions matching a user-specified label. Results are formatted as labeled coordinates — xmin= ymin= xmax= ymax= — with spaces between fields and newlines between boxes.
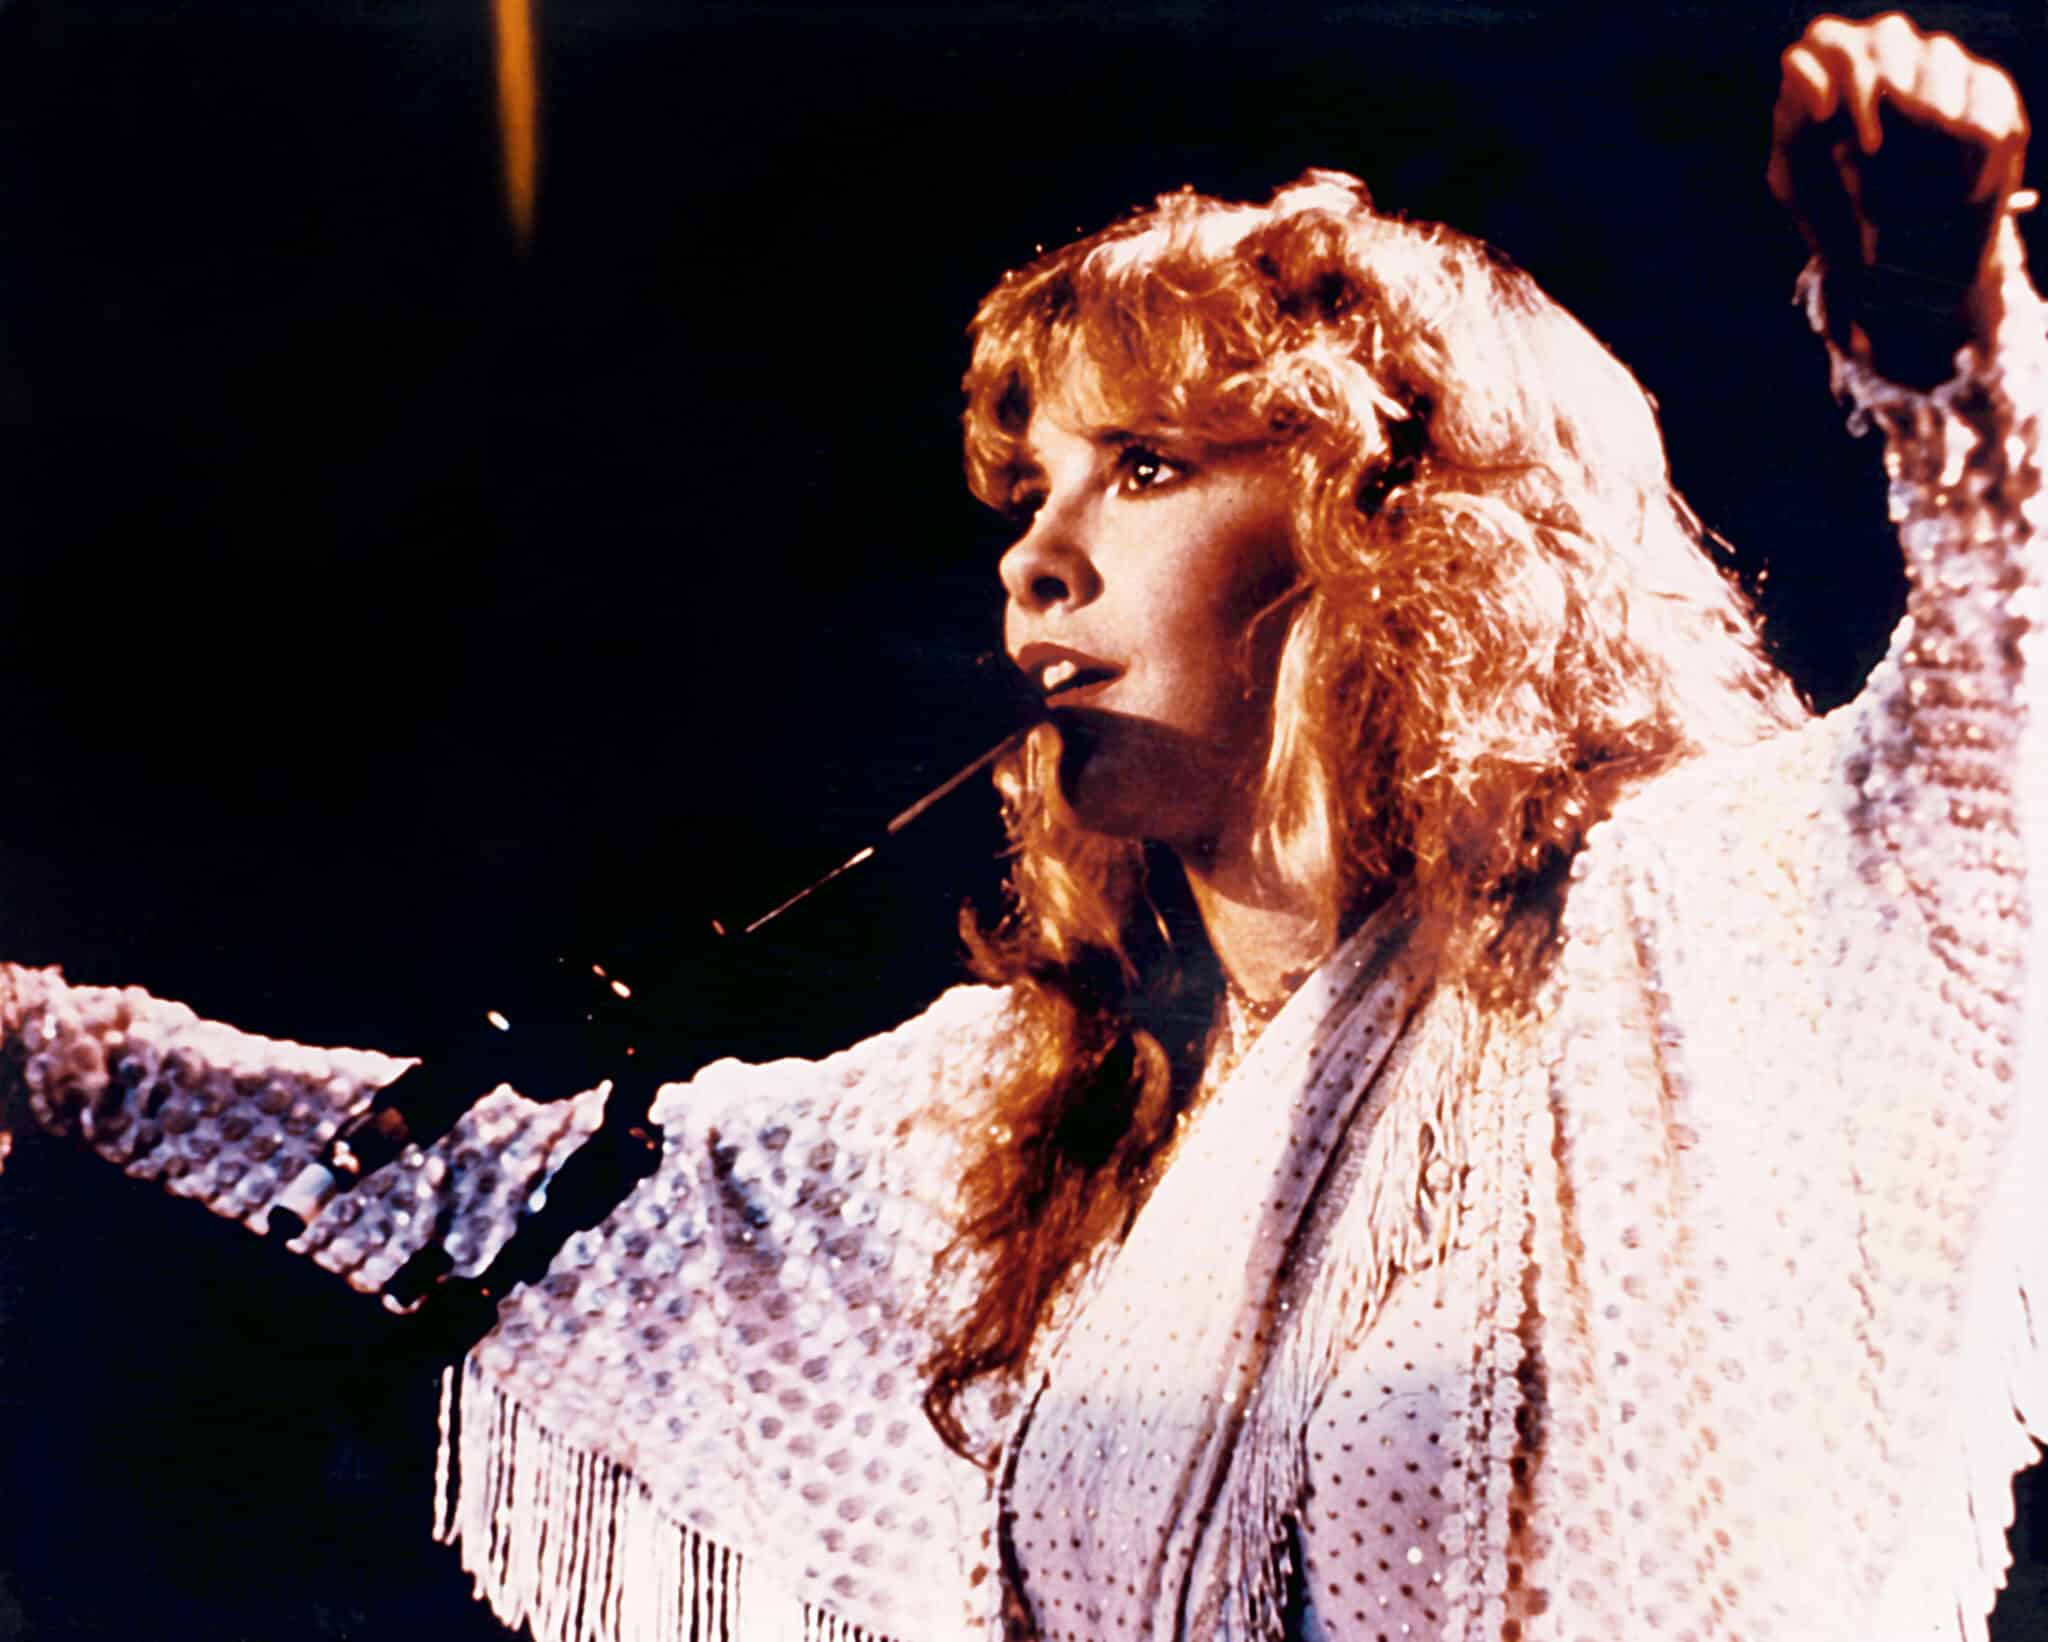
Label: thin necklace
xmin=1208 ymin=967 xmax=1311 ymax=1095
xmin=1223 ymin=965 xmax=1309 ymax=1039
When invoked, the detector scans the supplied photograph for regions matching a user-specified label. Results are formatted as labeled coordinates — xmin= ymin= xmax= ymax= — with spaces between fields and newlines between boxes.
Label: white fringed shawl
xmin=434 ymin=251 xmax=2046 ymax=1639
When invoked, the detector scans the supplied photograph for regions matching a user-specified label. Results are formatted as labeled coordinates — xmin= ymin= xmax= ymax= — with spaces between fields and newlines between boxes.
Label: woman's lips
xmin=1044 ymin=668 xmax=1119 ymax=710
xmin=1042 ymin=657 xmax=1120 ymax=705
xmin=1015 ymin=642 xmax=1122 ymax=710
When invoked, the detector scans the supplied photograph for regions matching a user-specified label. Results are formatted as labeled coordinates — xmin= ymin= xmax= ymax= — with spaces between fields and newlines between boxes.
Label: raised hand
xmin=1767 ymin=12 xmax=2032 ymax=389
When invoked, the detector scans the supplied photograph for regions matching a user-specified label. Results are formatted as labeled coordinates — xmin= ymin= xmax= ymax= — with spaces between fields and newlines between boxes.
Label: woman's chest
xmin=999 ymin=1249 xmax=1477 ymax=1642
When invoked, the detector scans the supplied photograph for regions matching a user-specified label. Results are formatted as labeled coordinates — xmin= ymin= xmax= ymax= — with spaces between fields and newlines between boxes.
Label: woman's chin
xmin=1053 ymin=709 xmax=1238 ymax=848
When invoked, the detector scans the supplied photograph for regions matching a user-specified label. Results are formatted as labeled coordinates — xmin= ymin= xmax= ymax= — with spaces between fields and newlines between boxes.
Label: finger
xmin=1910 ymin=33 xmax=1971 ymax=128
xmin=1769 ymin=44 xmax=1835 ymax=202
xmin=1769 ymin=42 xmax=1842 ymax=208
xmin=1781 ymin=41 xmax=1839 ymax=128
xmin=1866 ymin=12 xmax=1924 ymax=77
xmin=1978 ymin=129 xmax=2028 ymax=207
xmin=1965 ymin=63 xmax=2030 ymax=202
xmin=1774 ymin=25 xmax=1880 ymax=273
xmin=1859 ymin=13 xmax=1929 ymax=153
xmin=1771 ymin=44 xmax=1834 ymax=145
xmin=1803 ymin=17 xmax=1886 ymax=155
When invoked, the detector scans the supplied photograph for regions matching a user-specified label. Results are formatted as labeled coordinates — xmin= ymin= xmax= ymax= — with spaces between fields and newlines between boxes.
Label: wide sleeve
xmin=439 ymin=982 xmax=1020 ymax=1642
xmin=0 ymin=962 xmax=608 ymax=1296
xmin=1817 ymin=219 xmax=2046 ymax=1035
xmin=1519 ymin=235 xmax=2046 ymax=1641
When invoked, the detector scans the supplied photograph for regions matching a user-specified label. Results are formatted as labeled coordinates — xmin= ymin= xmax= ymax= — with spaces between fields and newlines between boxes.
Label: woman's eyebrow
xmin=1014 ymin=425 xmax=1135 ymax=466
xmin=1093 ymin=426 xmax=1188 ymax=455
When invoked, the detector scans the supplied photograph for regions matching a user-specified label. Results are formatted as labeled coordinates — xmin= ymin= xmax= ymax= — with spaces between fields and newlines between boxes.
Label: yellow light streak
xmin=492 ymin=0 xmax=539 ymax=244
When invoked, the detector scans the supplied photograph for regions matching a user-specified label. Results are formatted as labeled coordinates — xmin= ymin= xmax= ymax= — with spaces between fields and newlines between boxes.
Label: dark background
xmin=0 ymin=1 xmax=2043 ymax=1636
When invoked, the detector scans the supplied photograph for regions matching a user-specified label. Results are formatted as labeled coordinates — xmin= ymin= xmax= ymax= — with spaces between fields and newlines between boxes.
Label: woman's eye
xmin=1115 ymin=446 xmax=1186 ymax=494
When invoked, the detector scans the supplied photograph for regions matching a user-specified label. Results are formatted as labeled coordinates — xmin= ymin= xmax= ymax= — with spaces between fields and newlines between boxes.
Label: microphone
xmin=262 ymin=957 xmax=648 ymax=1250
xmin=283 ymin=727 xmax=1029 ymax=1355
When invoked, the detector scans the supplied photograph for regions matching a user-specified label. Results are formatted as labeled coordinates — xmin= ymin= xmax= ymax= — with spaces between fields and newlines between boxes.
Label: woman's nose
xmin=998 ymin=512 xmax=1101 ymax=613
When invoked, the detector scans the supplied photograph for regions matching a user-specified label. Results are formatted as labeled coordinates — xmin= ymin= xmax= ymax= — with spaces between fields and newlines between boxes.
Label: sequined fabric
xmin=1294 ymin=1252 xmax=1471 ymax=1642
xmin=0 ymin=966 xmax=608 ymax=1291
xmin=995 ymin=905 xmax=1450 ymax=1642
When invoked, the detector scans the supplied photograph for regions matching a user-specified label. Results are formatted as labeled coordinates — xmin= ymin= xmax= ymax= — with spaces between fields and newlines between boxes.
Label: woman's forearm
xmin=1 ymin=962 xmax=403 ymax=1227
xmin=1816 ymin=221 xmax=2044 ymax=995
xmin=0 ymin=962 xmax=607 ymax=1301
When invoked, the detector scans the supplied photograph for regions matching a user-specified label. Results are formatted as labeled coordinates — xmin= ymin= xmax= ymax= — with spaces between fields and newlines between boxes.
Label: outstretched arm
xmin=0 ymin=962 xmax=606 ymax=1299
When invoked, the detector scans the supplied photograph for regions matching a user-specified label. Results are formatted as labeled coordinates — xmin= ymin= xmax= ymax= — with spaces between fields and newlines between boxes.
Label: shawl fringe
xmin=437 ymin=1359 xmax=896 ymax=1642
xmin=1209 ymin=981 xmax=1491 ymax=1641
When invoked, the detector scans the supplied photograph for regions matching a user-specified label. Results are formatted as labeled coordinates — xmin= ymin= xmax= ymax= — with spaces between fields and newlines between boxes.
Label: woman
xmin=3 ymin=11 xmax=2042 ymax=1640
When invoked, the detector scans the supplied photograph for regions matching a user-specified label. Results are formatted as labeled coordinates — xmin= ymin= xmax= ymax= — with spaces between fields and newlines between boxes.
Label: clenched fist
xmin=1767 ymin=12 xmax=2032 ymax=389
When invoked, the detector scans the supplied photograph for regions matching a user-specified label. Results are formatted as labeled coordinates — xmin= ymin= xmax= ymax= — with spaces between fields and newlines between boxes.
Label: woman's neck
xmin=1177 ymin=841 xmax=1328 ymax=1011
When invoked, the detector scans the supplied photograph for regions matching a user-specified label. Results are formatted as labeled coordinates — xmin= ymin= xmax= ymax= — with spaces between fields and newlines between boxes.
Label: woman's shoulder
xmin=1587 ymin=716 xmax=1839 ymax=870
xmin=1562 ymin=706 xmax=1894 ymax=938
xmin=1545 ymin=702 xmax=1979 ymax=1158
xmin=606 ymin=983 xmax=1024 ymax=1285
xmin=1552 ymin=713 xmax=1918 ymax=1036
xmin=648 ymin=981 xmax=1024 ymax=1163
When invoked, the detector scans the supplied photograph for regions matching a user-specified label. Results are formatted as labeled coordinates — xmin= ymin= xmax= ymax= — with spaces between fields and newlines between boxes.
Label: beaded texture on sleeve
xmin=297 ymin=1080 xmax=608 ymax=1293
xmin=0 ymin=964 xmax=402 ymax=1232
xmin=0 ymin=963 xmax=610 ymax=1293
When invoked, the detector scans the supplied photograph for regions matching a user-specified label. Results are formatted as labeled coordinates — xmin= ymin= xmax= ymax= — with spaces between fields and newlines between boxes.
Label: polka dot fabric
xmin=1295 ymin=1254 xmax=1471 ymax=1641
xmin=0 ymin=966 xmax=612 ymax=1297
xmin=0 ymin=966 xmax=402 ymax=1231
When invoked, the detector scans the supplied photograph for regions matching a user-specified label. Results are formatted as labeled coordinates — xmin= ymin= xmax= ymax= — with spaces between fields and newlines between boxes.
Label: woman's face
xmin=999 ymin=397 xmax=1298 ymax=853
